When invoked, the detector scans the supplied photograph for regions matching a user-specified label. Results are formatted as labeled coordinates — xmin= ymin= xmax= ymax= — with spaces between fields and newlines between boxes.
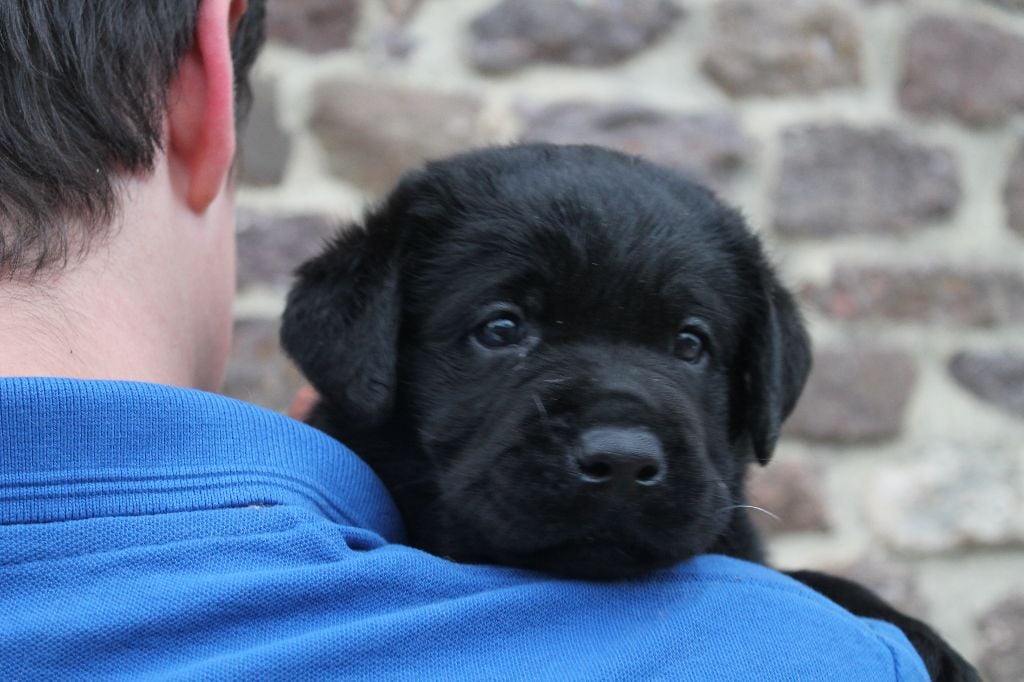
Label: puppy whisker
xmin=717 ymin=504 xmax=781 ymax=523
xmin=532 ymin=393 xmax=549 ymax=425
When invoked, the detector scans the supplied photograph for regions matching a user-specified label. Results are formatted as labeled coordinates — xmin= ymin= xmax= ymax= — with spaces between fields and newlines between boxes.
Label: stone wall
xmin=225 ymin=1 xmax=1024 ymax=676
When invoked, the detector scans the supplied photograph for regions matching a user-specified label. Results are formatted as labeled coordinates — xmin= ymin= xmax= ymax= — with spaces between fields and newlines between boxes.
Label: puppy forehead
xmin=407 ymin=184 xmax=753 ymax=337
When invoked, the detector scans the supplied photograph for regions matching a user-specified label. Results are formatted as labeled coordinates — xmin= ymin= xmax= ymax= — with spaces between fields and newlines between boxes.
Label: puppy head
xmin=282 ymin=144 xmax=811 ymax=578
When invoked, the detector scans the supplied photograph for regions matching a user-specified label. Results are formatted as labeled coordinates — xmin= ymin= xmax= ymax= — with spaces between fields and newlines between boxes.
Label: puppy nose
xmin=576 ymin=427 xmax=666 ymax=487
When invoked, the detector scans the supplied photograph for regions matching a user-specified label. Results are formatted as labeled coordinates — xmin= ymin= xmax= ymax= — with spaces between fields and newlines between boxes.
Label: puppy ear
xmin=741 ymin=278 xmax=812 ymax=466
xmin=280 ymin=213 xmax=400 ymax=428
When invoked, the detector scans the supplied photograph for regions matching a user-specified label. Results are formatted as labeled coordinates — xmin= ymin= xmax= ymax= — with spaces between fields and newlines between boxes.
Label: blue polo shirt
xmin=0 ymin=378 xmax=927 ymax=680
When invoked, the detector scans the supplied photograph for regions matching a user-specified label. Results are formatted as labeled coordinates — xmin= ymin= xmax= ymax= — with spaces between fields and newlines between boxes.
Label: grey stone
xmin=804 ymin=265 xmax=1024 ymax=327
xmin=374 ymin=29 xmax=419 ymax=61
xmin=223 ymin=318 xmax=306 ymax=413
xmin=238 ymin=78 xmax=291 ymax=187
xmin=828 ymin=556 xmax=928 ymax=619
xmin=984 ymin=0 xmax=1024 ymax=12
xmin=867 ymin=444 xmax=1024 ymax=553
xmin=371 ymin=0 xmax=425 ymax=62
xmin=236 ymin=209 xmax=337 ymax=291
xmin=785 ymin=347 xmax=917 ymax=444
xmin=701 ymin=0 xmax=860 ymax=96
xmin=900 ymin=15 xmax=1024 ymax=127
xmin=1005 ymin=139 xmax=1024 ymax=239
xmin=467 ymin=0 xmax=683 ymax=73
xmin=977 ymin=594 xmax=1024 ymax=682
xmin=267 ymin=0 xmax=361 ymax=53
xmin=949 ymin=351 xmax=1024 ymax=418
xmin=310 ymin=80 xmax=483 ymax=195
xmin=519 ymin=101 xmax=752 ymax=190
xmin=774 ymin=125 xmax=960 ymax=238
xmin=745 ymin=456 xmax=830 ymax=535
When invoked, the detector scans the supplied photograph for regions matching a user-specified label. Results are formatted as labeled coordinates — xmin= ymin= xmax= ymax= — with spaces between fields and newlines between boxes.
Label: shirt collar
xmin=0 ymin=377 xmax=404 ymax=542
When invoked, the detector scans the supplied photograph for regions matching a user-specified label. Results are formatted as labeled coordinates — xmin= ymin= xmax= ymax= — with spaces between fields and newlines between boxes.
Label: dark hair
xmin=0 ymin=1 xmax=266 ymax=278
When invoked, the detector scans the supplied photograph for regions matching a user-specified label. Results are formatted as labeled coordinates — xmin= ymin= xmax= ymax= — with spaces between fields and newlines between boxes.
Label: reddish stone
xmin=519 ymin=102 xmax=751 ymax=191
xmin=804 ymin=266 xmax=1024 ymax=327
xmin=236 ymin=210 xmax=338 ymax=291
xmin=310 ymin=80 xmax=483 ymax=195
xmin=774 ymin=125 xmax=960 ymax=238
xmin=267 ymin=0 xmax=361 ymax=53
xmin=785 ymin=347 xmax=917 ymax=444
xmin=223 ymin=318 xmax=306 ymax=413
xmin=829 ymin=556 xmax=928 ymax=620
xmin=900 ymin=15 xmax=1024 ymax=127
xmin=702 ymin=0 xmax=860 ymax=96
xmin=468 ymin=0 xmax=683 ymax=73
xmin=978 ymin=594 xmax=1024 ymax=682
xmin=746 ymin=457 xmax=830 ymax=535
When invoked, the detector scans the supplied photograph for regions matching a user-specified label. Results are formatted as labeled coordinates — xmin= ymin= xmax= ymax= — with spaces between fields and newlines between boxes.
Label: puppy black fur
xmin=282 ymin=144 xmax=977 ymax=681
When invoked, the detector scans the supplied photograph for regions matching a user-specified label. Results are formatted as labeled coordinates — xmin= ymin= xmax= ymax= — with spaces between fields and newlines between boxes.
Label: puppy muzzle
xmin=575 ymin=426 xmax=667 ymax=489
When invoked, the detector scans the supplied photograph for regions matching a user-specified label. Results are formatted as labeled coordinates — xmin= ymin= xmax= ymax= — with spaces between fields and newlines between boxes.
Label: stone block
xmin=978 ymin=595 xmax=1024 ymax=682
xmin=519 ymin=101 xmax=751 ymax=190
xmin=774 ymin=125 xmax=960 ymax=238
xmin=804 ymin=265 xmax=1024 ymax=327
xmin=949 ymin=351 xmax=1024 ymax=418
xmin=828 ymin=555 xmax=928 ymax=619
xmin=746 ymin=456 xmax=830 ymax=535
xmin=267 ymin=0 xmax=361 ymax=53
xmin=985 ymin=0 xmax=1024 ymax=9
xmin=238 ymin=77 xmax=291 ymax=188
xmin=468 ymin=0 xmax=683 ymax=73
xmin=223 ymin=318 xmax=306 ymax=413
xmin=867 ymin=444 xmax=1024 ymax=553
xmin=785 ymin=346 xmax=916 ymax=444
xmin=701 ymin=0 xmax=860 ymax=96
xmin=236 ymin=209 xmax=338 ymax=291
xmin=310 ymin=80 xmax=483 ymax=195
xmin=1004 ymin=139 xmax=1024 ymax=239
xmin=900 ymin=15 xmax=1024 ymax=127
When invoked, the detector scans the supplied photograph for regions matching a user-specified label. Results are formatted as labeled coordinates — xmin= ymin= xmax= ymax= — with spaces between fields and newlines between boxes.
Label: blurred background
xmin=222 ymin=0 xmax=1024 ymax=676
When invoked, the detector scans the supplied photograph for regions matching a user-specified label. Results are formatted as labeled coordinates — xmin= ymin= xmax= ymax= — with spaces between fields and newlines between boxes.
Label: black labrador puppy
xmin=281 ymin=144 xmax=977 ymax=681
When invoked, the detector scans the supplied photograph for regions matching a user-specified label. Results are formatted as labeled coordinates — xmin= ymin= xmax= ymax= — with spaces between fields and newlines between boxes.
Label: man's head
xmin=0 ymin=0 xmax=265 ymax=278
xmin=0 ymin=0 xmax=266 ymax=391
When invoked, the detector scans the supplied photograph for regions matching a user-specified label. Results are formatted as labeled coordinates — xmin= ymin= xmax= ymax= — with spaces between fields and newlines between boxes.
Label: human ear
xmin=167 ymin=0 xmax=247 ymax=213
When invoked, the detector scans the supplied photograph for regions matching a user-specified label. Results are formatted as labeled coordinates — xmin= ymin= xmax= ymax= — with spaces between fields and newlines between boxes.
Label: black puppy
xmin=282 ymin=144 xmax=977 ymax=681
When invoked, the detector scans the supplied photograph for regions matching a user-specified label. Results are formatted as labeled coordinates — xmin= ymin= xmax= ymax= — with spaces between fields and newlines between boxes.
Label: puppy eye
xmin=474 ymin=314 xmax=527 ymax=349
xmin=673 ymin=330 xmax=705 ymax=363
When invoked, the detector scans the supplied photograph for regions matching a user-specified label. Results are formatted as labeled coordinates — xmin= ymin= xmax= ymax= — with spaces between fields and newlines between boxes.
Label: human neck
xmin=0 ymin=165 xmax=235 ymax=392
xmin=0 ymin=263 xmax=194 ymax=388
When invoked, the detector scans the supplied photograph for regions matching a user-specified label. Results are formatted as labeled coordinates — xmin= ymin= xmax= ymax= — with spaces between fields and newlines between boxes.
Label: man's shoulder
xmin=0 ymin=377 xmax=403 ymax=537
xmin=1 ymin=504 xmax=927 ymax=681
xmin=0 ymin=378 xmax=927 ymax=680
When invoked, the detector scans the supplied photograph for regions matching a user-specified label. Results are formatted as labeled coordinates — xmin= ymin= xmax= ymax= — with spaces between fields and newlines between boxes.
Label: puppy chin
xmin=496 ymin=537 xmax=705 ymax=581
xmin=426 ymin=524 xmax=722 ymax=580
xmin=414 ymin=489 xmax=731 ymax=580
